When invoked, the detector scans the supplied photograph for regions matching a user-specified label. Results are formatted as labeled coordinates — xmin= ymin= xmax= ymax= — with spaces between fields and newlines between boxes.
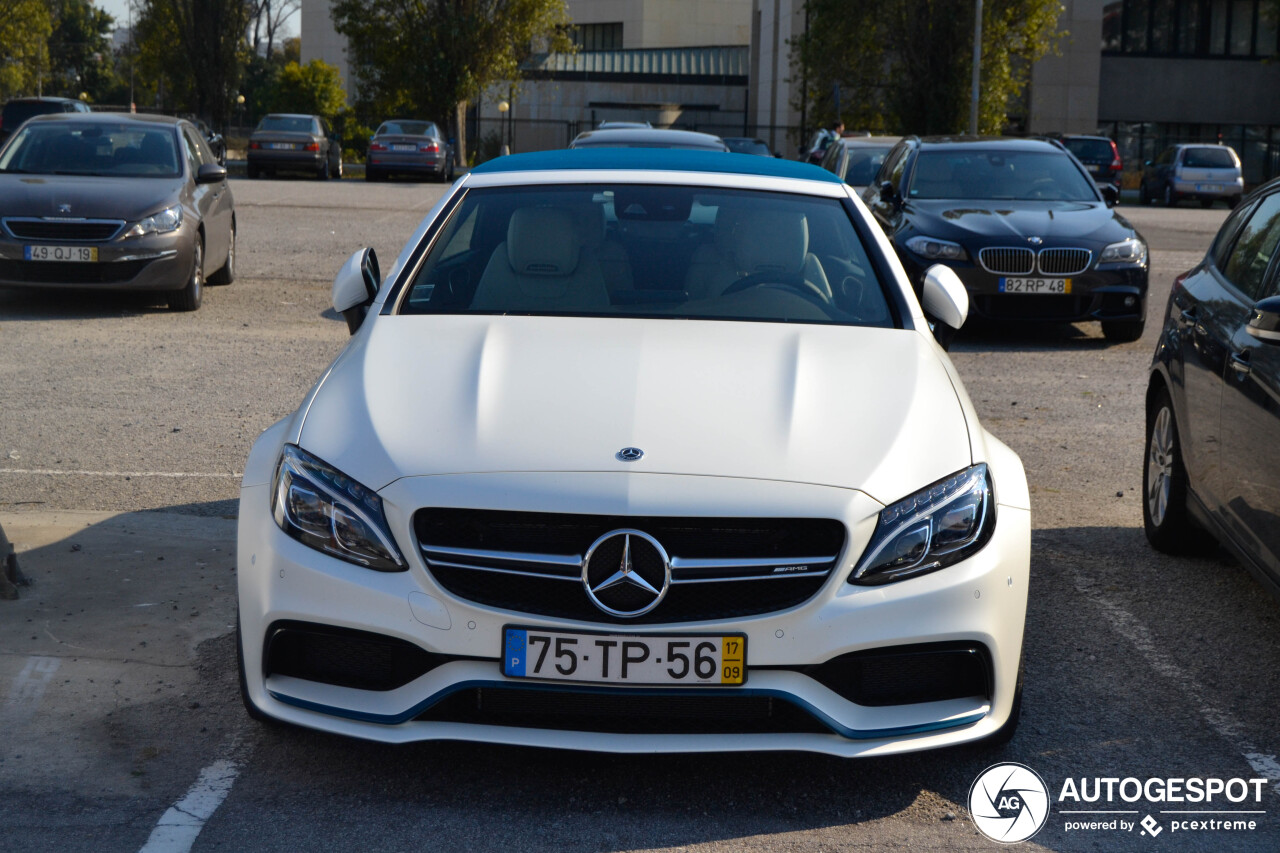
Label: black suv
xmin=863 ymin=136 xmax=1149 ymax=342
xmin=1058 ymin=134 xmax=1123 ymax=192
xmin=1144 ymin=176 xmax=1280 ymax=595
xmin=0 ymin=96 xmax=91 ymax=147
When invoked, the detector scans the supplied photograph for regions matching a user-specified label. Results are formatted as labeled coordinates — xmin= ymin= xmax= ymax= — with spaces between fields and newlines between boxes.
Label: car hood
xmin=298 ymin=316 xmax=973 ymax=503
xmin=905 ymin=199 xmax=1133 ymax=244
xmin=0 ymin=174 xmax=183 ymax=221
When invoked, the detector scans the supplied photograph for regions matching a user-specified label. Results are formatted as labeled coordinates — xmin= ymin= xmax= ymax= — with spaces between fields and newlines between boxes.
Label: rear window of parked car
xmin=400 ymin=184 xmax=895 ymax=328
xmin=258 ymin=115 xmax=317 ymax=134
xmin=377 ymin=121 xmax=438 ymax=136
xmin=1062 ymin=138 xmax=1113 ymax=161
xmin=1183 ymin=147 xmax=1236 ymax=168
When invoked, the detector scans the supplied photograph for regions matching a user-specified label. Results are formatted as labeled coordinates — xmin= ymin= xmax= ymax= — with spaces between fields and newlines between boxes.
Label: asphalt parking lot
xmin=3 ymin=178 xmax=1279 ymax=852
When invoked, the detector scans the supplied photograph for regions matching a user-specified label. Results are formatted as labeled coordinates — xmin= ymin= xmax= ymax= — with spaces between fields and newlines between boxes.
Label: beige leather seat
xmin=686 ymin=210 xmax=831 ymax=301
xmin=470 ymin=208 xmax=611 ymax=312
xmin=569 ymin=202 xmax=633 ymax=296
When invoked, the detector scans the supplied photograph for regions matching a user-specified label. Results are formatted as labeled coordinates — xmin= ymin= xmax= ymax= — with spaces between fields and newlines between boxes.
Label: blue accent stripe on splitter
xmin=267 ymin=680 xmax=987 ymax=741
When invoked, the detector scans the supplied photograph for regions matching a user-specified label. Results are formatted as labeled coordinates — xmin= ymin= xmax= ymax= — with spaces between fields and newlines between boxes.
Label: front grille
xmin=264 ymin=621 xmax=445 ymax=691
xmin=416 ymin=509 xmax=846 ymax=624
xmin=978 ymin=247 xmax=1034 ymax=275
xmin=0 ymin=259 xmax=150 ymax=284
xmin=808 ymin=643 xmax=992 ymax=706
xmin=417 ymin=687 xmax=831 ymax=734
xmin=4 ymin=218 xmax=123 ymax=241
xmin=973 ymin=293 xmax=1092 ymax=321
xmin=1037 ymin=248 xmax=1092 ymax=275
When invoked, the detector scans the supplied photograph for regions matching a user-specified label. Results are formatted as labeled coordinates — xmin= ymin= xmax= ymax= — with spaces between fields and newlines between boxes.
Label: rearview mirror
xmin=195 ymin=163 xmax=226 ymax=184
xmin=921 ymin=264 xmax=969 ymax=348
xmin=1100 ymin=184 xmax=1119 ymax=207
xmin=879 ymin=181 xmax=898 ymax=205
xmin=332 ymin=247 xmax=381 ymax=335
xmin=1247 ymin=295 xmax=1280 ymax=344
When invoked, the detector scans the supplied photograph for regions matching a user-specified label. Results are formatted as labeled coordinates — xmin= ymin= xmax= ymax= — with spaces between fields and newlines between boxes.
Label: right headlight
xmin=850 ymin=464 xmax=995 ymax=585
xmin=123 ymin=204 xmax=182 ymax=239
xmin=271 ymin=444 xmax=406 ymax=572
xmin=1098 ymin=237 xmax=1146 ymax=266
xmin=904 ymin=235 xmax=969 ymax=261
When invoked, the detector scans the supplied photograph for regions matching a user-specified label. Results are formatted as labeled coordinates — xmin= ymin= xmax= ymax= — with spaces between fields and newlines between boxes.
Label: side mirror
xmin=195 ymin=163 xmax=226 ymax=184
xmin=879 ymin=181 xmax=898 ymax=205
xmin=1246 ymin=295 xmax=1280 ymax=344
xmin=332 ymin=247 xmax=381 ymax=335
xmin=1100 ymin=184 xmax=1119 ymax=207
xmin=921 ymin=264 xmax=969 ymax=346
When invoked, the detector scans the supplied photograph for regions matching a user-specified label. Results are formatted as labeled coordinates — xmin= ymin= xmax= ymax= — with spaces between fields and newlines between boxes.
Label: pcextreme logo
xmin=968 ymin=763 xmax=1271 ymax=844
xmin=969 ymin=763 xmax=1051 ymax=843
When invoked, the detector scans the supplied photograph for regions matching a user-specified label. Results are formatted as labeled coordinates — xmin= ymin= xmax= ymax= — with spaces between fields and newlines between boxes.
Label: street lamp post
xmin=969 ymin=0 xmax=983 ymax=136
xmin=236 ymin=93 xmax=245 ymax=135
xmin=497 ymin=100 xmax=510 ymax=156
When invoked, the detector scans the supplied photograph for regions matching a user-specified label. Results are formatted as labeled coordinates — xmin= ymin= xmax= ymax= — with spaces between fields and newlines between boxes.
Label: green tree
xmin=133 ymin=0 xmax=248 ymax=125
xmin=48 ymin=0 xmax=119 ymax=102
xmin=794 ymin=0 xmax=1063 ymax=136
xmin=268 ymin=59 xmax=345 ymax=117
xmin=0 ymin=0 xmax=52 ymax=100
xmin=331 ymin=0 xmax=574 ymax=164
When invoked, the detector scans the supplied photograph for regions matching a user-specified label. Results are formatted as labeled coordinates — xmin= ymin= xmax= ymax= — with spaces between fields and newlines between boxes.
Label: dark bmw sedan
xmin=864 ymin=137 xmax=1148 ymax=342
xmin=0 ymin=112 xmax=234 ymax=311
xmin=1144 ymin=176 xmax=1280 ymax=596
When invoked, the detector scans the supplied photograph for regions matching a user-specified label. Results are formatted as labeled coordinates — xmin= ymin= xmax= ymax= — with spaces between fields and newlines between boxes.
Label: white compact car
xmin=236 ymin=149 xmax=1031 ymax=756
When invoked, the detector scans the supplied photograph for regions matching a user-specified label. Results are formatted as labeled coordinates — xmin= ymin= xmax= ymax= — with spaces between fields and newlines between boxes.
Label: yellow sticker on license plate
xmin=721 ymin=636 xmax=745 ymax=684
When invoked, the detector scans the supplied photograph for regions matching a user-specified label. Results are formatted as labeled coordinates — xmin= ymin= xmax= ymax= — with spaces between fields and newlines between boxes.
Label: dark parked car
xmin=1144 ymin=177 xmax=1280 ymax=596
xmin=819 ymin=135 xmax=902 ymax=194
xmin=0 ymin=112 xmax=236 ymax=311
xmin=722 ymin=136 xmax=773 ymax=157
xmin=1139 ymin=143 xmax=1243 ymax=208
xmin=247 ymin=113 xmax=342 ymax=180
xmin=1058 ymin=134 xmax=1123 ymax=192
xmin=863 ymin=136 xmax=1148 ymax=342
xmin=569 ymin=127 xmax=729 ymax=151
xmin=0 ymin=96 xmax=91 ymax=147
xmin=189 ymin=117 xmax=226 ymax=165
xmin=365 ymin=119 xmax=453 ymax=182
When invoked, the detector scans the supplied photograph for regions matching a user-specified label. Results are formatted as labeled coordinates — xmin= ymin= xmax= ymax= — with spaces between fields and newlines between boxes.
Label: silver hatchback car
xmin=1140 ymin=144 xmax=1243 ymax=208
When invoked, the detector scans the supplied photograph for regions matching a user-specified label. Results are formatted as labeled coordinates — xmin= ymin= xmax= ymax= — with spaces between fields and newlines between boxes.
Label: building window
xmin=569 ymin=23 xmax=623 ymax=51
xmin=1103 ymin=0 xmax=1277 ymax=56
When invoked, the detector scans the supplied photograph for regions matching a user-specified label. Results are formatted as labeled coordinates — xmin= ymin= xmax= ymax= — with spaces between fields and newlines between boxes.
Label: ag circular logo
xmin=968 ymin=762 xmax=1050 ymax=844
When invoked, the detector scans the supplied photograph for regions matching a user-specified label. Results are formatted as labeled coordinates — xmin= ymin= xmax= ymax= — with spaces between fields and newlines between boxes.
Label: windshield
xmin=1062 ymin=138 xmax=1113 ymax=161
xmin=377 ymin=121 xmax=438 ymax=137
xmin=1183 ymin=147 xmax=1236 ymax=168
xmin=842 ymin=146 xmax=892 ymax=186
xmin=257 ymin=115 xmax=316 ymax=134
xmin=399 ymin=184 xmax=894 ymax=328
xmin=908 ymin=150 xmax=1098 ymax=201
xmin=0 ymin=122 xmax=181 ymax=177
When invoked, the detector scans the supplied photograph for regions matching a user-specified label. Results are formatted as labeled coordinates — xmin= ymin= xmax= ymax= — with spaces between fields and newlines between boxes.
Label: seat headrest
xmin=506 ymin=208 xmax=581 ymax=276
xmin=732 ymin=211 xmax=809 ymax=277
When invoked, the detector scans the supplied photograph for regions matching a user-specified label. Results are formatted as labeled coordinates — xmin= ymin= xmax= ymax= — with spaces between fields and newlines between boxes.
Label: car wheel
xmin=317 ymin=160 xmax=330 ymax=181
xmin=168 ymin=234 xmax=203 ymax=311
xmin=247 ymin=163 xmax=259 ymax=179
xmin=1164 ymin=183 xmax=1177 ymax=207
xmin=1200 ymin=198 xmax=1214 ymax=209
xmin=1139 ymin=182 xmax=1150 ymax=205
xmin=1101 ymin=318 xmax=1144 ymax=343
xmin=208 ymin=221 xmax=235 ymax=285
xmin=237 ymin=618 xmax=274 ymax=724
xmin=1143 ymin=389 xmax=1216 ymax=554
xmin=333 ymin=158 xmax=343 ymax=179
xmin=1227 ymin=196 xmax=1240 ymax=209
xmin=983 ymin=656 xmax=1023 ymax=747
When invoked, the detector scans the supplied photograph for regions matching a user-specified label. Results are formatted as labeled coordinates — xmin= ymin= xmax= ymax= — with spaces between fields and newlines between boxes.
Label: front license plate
xmin=503 ymin=626 xmax=746 ymax=686
xmin=998 ymin=277 xmax=1071 ymax=294
xmin=24 ymin=245 xmax=97 ymax=262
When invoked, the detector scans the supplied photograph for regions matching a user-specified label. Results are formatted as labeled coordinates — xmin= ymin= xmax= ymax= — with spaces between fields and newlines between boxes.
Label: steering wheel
xmin=721 ymin=272 xmax=829 ymax=303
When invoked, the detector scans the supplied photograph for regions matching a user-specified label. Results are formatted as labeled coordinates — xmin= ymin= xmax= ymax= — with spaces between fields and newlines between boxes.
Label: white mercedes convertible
xmin=236 ymin=148 xmax=1031 ymax=756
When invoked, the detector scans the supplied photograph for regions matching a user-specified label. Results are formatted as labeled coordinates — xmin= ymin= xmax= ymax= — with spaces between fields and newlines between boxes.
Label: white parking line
xmin=3 ymin=655 xmax=61 ymax=724
xmin=1070 ymin=569 xmax=1279 ymax=793
xmin=0 ymin=468 xmax=240 ymax=479
xmin=137 ymin=758 xmax=241 ymax=853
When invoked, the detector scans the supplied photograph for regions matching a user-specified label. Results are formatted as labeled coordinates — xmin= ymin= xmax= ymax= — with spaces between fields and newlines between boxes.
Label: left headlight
xmin=1098 ymin=236 xmax=1146 ymax=266
xmin=271 ymin=444 xmax=406 ymax=572
xmin=123 ymin=204 xmax=182 ymax=239
xmin=850 ymin=464 xmax=995 ymax=585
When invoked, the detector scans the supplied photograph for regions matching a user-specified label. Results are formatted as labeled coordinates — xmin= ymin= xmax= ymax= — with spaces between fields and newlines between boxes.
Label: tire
xmin=1164 ymin=183 xmax=1177 ymax=207
xmin=364 ymin=167 xmax=377 ymax=182
xmin=207 ymin=220 xmax=235 ymax=285
xmin=247 ymin=163 xmax=259 ymax=179
xmin=1102 ymin=318 xmax=1144 ymax=343
xmin=168 ymin=234 xmax=203 ymax=311
xmin=1139 ymin=182 xmax=1150 ymax=205
xmin=1143 ymin=388 xmax=1216 ymax=554
xmin=333 ymin=157 xmax=343 ymax=179
xmin=317 ymin=160 xmax=330 ymax=181
xmin=983 ymin=657 xmax=1023 ymax=747
xmin=1227 ymin=196 xmax=1240 ymax=209
xmin=237 ymin=618 xmax=274 ymax=724
xmin=1200 ymin=198 xmax=1214 ymax=209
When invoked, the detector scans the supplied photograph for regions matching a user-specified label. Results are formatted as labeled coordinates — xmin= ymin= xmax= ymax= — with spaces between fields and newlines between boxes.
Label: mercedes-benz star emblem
xmin=616 ymin=447 xmax=644 ymax=462
xmin=582 ymin=529 xmax=670 ymax=617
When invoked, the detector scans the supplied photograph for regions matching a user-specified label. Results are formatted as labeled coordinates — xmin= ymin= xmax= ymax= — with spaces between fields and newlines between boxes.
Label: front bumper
xmin=237 ymin=469 xmax=1031 ymax=757
xmin=0 ymin=226 xmax=192 ymax=291
xmin=901 ymin=251 xmax=1148 ymax=324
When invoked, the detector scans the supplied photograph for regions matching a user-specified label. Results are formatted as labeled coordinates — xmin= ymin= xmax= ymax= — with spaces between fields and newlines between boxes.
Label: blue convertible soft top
xmin=469 ymin=147 xmax=843 ymax=184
